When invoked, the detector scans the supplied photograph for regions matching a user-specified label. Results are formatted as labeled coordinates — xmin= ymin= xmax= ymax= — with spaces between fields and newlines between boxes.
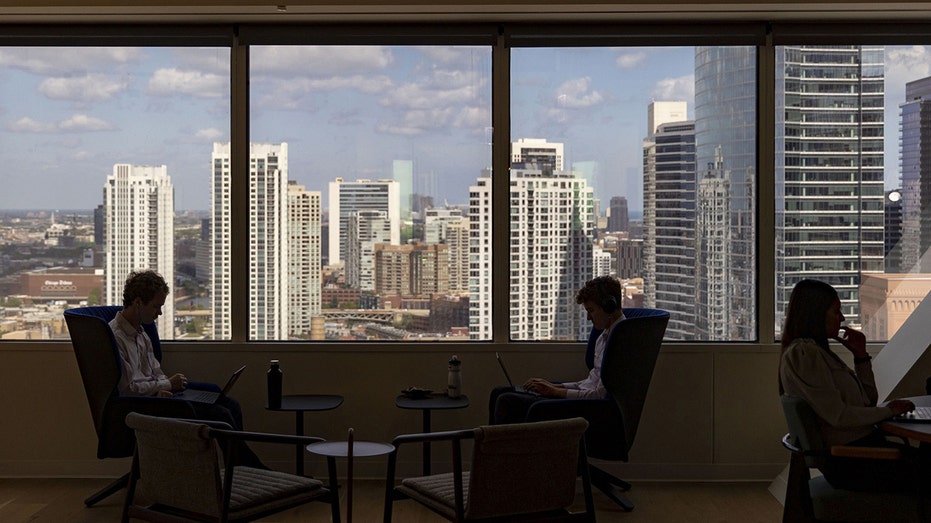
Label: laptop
xmin=173 ymin=365 xmax=246 ymax=404
xmin=495 ymin=352 xmax=539 ymax=396
xmin=892 ymin=406 xmax=931 ymax=423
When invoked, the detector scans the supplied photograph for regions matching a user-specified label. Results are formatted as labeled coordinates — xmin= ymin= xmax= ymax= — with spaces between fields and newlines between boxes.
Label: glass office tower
xmin=642 ymin=101 xmax=697 ymax=341
xmin=694 ymin=46 xmax=757 ymax=341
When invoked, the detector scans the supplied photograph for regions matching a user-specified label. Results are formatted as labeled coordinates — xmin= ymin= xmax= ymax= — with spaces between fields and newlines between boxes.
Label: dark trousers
xmin=189 ymin=395 xmax=265 ymax=469
xmin=488 ymin=386 xmax=548 ymax=425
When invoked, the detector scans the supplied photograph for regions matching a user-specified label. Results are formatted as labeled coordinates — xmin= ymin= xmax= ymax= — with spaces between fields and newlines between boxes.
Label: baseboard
xmin=1 ymin=458 xmax=790 ymax=483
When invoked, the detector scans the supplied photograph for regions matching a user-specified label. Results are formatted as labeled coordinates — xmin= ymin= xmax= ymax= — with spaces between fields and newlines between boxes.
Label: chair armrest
xmin=830 ymin=445 xmax=902 ymax=460
xmin=208 ymin=428 xmax=325 ymax=447
xmin=783 ymin=433 xmax=903 ymax=461
xmin=391 ymin=428 xmax=476 ymax=448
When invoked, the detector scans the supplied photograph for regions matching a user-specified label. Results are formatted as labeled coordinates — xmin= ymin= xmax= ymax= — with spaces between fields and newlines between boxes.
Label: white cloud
xmin=616 ymin=51 xmax=647 ymax=69
xmin=886 ymin=46 xmax=931 ymax=96
xmin=38 ymin=74 xmax=127 ymax=102
xmin=554 ymin=77 xmax=604 ymax=109
xmin=253 ymin=74 xmax=394 ymax=110
xmin=59 ymin=114 xmax=115 ymax=131
xmin=7 ymin=113 xmax=114 ymax=133
xmin=7 ymin=117 xmax=56 ymax=133
xmin=251 ymin=46 xmax=394 ymax=76
xmin=417 ymin=47 xmax=468 ymax=66
xmin=195 ymin=127 xmax=224 ymax=142
xmin=0 ymin=48 xmax=142 ymax=75
xmin=380 ymin=82 xmax=478 ymax=109
xmin=453 ymin=106 xmax=490 ymax=128
xmin=147 ymin=68 xmax=227 ymax=98
xmin=651 ymin=74 xmax=695 ymax=102
xmin=172 ymin=47 xmax=231 ymax=75
xmin=377 ymin=107 xmax=455 ymax=135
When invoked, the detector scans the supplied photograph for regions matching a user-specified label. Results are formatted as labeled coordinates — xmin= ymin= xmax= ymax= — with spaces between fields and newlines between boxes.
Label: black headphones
xmin=598 ymin=278 xmax=618 ymax=314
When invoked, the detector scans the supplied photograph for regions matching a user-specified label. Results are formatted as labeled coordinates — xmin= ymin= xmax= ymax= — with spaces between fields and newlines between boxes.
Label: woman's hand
xmin=887 ymin=399 xmax=916 ymax=416
xmin=834 ymin=326 xmax=867 ymax=359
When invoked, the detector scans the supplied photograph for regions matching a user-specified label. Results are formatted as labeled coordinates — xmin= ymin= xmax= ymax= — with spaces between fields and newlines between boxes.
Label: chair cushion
xmin=225 ymin=466 xmax=324 ymax=514
xmin=398 ymin=472 xmax=471 ymax=520
xmin=809 ymin=476 xmax=922 ymax=522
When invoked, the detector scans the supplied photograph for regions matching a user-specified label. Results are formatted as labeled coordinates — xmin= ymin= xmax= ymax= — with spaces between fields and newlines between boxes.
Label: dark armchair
xmin=525 ymin=307 xmax=669 ymax=512
xmin=780 ymin=395 xmax=924 ymax=522
xmin=64 ymin=305 xmax=203 ymax=507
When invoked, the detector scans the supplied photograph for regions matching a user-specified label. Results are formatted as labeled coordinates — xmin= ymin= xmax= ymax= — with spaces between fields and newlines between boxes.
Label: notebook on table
xmin=495 ymin=352 xmax=539 ymax=396
xmin=173 ymin=365 xmax=246 ymax=404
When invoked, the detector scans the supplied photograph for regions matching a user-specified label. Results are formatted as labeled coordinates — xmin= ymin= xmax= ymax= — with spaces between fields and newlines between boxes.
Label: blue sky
xmin=0 ymin=45 xmax=927 ymax=213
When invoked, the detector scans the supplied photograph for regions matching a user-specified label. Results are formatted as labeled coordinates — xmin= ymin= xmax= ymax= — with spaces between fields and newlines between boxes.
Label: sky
xmin=0 ymin=44 xmax=928 ymax=213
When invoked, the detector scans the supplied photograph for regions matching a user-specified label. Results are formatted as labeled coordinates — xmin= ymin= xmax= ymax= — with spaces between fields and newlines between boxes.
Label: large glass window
xmin=248 ymin=45 xmax=492 ymax=341
xmin=0 ymin=46 xmax=230 ymax=341
xmin=510 ymin=46 xmax=757 ymax=341
xmin=775 ymin=44 xmax=931 ymax=343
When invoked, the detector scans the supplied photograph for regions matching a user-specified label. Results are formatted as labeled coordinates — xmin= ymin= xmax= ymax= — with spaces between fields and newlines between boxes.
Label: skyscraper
xmin=470 ymin=143 xmax=594 ymax=341
xmin=211 ymin=142 xmax=289 ymax=340
xmin=899 ymin=76 xmax=931 ymax=273
xmin=103 ymin=163 xmax=174 ymax=337
xmin=642 ymin=101 xmax=696 ymax=340
xmin=511 ymin=138 xmax=563 ymax=172
xmin=424 ymin=208 xmax=469 ymax=293
xmin=776 ymin=45 xmax=885 ymax=328
xmin=327 ymin=178 xmax=400 ymax=265
xmin=695 ymin=46 xmax=756 ymax=340
xmin=346 ymin=209 xmax=392 ymax=292
xmin=607 ymin=196 xmax=629 ymax=232
xmin=287 ymin=181 xmax=322 ymax=338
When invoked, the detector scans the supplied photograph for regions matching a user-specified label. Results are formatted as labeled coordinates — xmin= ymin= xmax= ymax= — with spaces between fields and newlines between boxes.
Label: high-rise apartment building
xmin=593 ymin=245 xmax=613 ymax=277
xmin=211 ymin=142 xmax=289 ymax=340
xmin=776 ymin=46 xmax=885 ymax=328
xmin=899 ymin=76 xmax=931 ymax=273
xmin=103 ymin=163 xmax=174 ymax=337
xmin=642 ymin=101 xmax=696 ymax=340
xmin=346 ymin=209 xmax=392 ymax=292
xmin=470 ymin=145 xmax=594 ymax=341
xmin=374 ymin=243 xmax=449 ymax=296
xmin=424 ymin=208 xmax=469 ymax=293
xmin=287 ymin=181 xmax=322 ymax=338
xmin=695 ymin=46 xmax=757 ymax=341
xmin=327 ymin=178 xmax=400 ymax=265
xmin=511 ymin=138 xmax=564 ymax=172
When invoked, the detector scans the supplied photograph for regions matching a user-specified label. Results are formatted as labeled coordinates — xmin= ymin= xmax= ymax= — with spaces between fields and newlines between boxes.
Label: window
xmin=0 ymin=45 xmax=230 ymax=341
xmin=510 ymin=46 xmax=757 ymax=341
xmin=776 ymin=43 xmax=931 ymax=343
xmin=248 ymin=44 xmax=492 ymax=341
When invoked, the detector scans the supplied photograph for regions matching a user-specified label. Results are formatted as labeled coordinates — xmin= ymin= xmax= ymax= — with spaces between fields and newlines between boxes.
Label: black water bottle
xmin=267 ymin=359 xmax=282 ymax=409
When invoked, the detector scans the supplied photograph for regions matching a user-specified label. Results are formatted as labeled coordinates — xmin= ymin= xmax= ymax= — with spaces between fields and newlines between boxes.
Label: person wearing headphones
xmin=110 ymin=269 xmax=266 ymax=469
xmin=489 ymin=276 xmax=625 ymax=424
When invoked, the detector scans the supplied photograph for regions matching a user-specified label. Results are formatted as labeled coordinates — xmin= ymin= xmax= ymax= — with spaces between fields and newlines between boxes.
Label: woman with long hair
xmin=779 ymin=279 xmax=916 ymax=491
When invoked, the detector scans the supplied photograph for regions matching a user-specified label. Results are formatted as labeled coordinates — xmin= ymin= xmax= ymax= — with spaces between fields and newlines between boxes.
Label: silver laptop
xmin=173 ymin=365 xmax=246 ymax=404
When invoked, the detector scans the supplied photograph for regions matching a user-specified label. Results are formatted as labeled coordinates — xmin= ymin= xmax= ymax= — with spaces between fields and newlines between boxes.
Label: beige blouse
xmin=780 ymin=337 xmax=894 ymax=446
